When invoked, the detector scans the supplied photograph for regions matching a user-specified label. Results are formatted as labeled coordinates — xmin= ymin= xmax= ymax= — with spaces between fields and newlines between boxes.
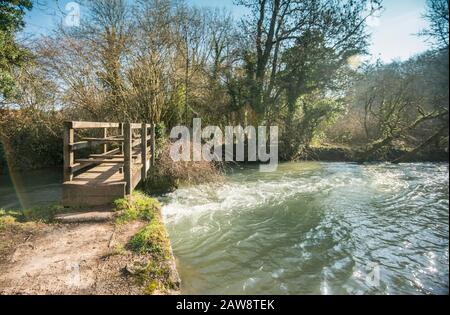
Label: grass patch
xmin=111 ymin=192 xmax=179 ymax=294
xmin=0 ymin=209 xmax=44 ymax=261
xmin=114 ymin=191 xmax=160 ymax=224
xmin=0 ymin=205 xmax=66 ymax=225
xmin=127 ymin=214 xmax=178 ymax=294
xmin=128 ymin=214 xmax=171 ymax=259
xmin=0 ymin=211 xmax=18 ymax=230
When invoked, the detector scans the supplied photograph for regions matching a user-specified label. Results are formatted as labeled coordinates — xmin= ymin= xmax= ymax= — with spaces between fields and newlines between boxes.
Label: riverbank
xmin=0 ymin=192 xmax=180 ymax=295
xmin=297 ymin=145 xmax=449 ymax=163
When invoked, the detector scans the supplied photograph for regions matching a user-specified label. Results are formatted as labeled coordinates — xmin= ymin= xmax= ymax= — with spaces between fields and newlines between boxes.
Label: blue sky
xmin=22 ymin=0 xmax=431 ymax=63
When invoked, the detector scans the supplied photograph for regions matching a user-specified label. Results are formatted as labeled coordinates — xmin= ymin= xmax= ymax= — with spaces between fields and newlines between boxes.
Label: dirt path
xmin=0 ymin=221 xmax=145 ymax=294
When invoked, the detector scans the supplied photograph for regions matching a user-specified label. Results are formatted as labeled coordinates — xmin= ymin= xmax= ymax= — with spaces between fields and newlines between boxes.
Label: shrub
xmin=0 ymin=108 xmax=63 ymax=171
xmin=143 ymin=139 xmax=223 ymax=194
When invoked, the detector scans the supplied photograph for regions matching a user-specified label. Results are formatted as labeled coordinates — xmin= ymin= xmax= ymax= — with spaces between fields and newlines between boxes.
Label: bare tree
xmin=421 ymin=0 xmax=449 ymax=49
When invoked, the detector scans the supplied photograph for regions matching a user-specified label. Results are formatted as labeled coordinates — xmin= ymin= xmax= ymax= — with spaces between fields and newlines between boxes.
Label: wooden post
xmin=141 ymin=123 xmax=148 ymax=182
xmin=102 ymin=127 xmax=108 ymax=153
xmin=63 ymin=121 xmax=74 ymax=182
xmin=119 ymin=123 xmax=124 ymax=155
xmin=124 ymin=122 xmax=132 ymax=195
xmin=151 ymin=123 xmax=156 ymax=166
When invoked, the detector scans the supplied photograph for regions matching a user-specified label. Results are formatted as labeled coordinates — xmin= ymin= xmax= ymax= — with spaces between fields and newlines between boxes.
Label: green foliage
xmin=0 ymin=0 xmax=32 ymax=31
xmin=0 ymin=0 xmax=32 ymax=98
xmin=0 ymin=109 xmax=63 ymax=170
xmin=280 ymin=92 xmax=345 ymax=159
xmin=114 ymin=191 xmax=161 ymax=223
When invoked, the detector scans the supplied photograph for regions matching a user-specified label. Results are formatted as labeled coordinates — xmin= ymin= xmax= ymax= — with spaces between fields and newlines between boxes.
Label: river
xmin=0 ymin=168 xmax=62 ymax=210
xmin=0 ymin=162 xmax=448 ymax=294
xmin=161 ymin=162 xmax=449 ymax=295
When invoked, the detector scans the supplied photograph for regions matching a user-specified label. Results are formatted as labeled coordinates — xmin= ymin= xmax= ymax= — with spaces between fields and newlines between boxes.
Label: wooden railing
xmin=63 ymin=121 xmax=155 ymax=194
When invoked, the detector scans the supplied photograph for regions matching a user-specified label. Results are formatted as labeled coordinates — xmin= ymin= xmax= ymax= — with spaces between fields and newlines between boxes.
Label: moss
xmin=124 ymin=202 xmax=179 ymax=294
xmin=144 ymin=280 xmax=159 ymax=295
xmin=131 ymin=257 xmax=177 ymax=294
xmin=111 ymin=192 xmax=179 ymax=294
xmin=127 ymin=215 xmax=179 ymax=293
xmin=114 ymin=191 xmax=160 ymax=224
xmin=128 ymin=215 xmax=171 ymax=260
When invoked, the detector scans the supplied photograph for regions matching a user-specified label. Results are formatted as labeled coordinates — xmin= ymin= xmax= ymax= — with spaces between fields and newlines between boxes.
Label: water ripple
xmin=162 ymin=162 xmax=449 ymax=294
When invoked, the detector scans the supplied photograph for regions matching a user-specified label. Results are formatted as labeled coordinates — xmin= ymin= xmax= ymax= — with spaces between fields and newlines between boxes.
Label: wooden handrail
xmin=63 ymin=121 xmax=155 ymax=195
xmin=70 ymin=121 xmax=120 ymax=129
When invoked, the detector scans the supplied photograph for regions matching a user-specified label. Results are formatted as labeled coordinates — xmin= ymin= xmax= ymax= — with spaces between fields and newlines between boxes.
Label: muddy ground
xmin=0 ymin=220 xmax=166 ymax=295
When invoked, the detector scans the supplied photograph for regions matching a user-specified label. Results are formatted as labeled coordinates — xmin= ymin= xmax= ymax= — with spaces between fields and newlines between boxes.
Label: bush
xmin=143 ymin=139 xmax=223 ymax=194
xmin=0 ymin=108 xmax=63 ymax=170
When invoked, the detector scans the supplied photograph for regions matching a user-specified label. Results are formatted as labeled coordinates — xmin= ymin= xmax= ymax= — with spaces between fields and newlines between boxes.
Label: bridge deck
xmin=62 ymin=162 xmax=143 ymax=207
xmin=61 ymin=121 xmax=154 ymax=207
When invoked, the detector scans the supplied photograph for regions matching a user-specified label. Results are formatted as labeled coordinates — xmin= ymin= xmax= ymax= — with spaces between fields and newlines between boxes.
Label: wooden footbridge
xmin=62 ymin=121 xmax=155 ymax=207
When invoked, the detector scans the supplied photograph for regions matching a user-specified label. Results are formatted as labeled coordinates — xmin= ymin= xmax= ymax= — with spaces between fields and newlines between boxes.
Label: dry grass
xmin=144 ymin=140 xmax=223 ymax=193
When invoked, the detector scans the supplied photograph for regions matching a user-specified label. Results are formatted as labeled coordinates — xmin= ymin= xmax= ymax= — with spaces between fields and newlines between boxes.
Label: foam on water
xmin=161 ymin=162 xmax=449 ymax=294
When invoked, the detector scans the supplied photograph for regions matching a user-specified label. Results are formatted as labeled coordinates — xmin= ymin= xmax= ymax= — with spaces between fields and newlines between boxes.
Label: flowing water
xmin=1 ymin=163 xmax=448 ymax=294
xmin=0 ymin=168 xmax=62 ymax=210
xmin=161 ymin=162 xmax=449 ymax=295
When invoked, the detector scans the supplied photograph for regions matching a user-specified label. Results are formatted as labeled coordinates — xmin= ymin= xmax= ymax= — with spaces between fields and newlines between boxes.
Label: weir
xmin=62 ymin=121 xmax=155 ymax=207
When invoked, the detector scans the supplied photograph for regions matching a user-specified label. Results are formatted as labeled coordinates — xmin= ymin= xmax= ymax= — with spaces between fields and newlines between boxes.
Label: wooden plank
xmin=70 ymin=141 xmax=90 ymax=150
xmin=63 ymin=122 xmax=74 ymax=181
xmin=132 ymin=164 xmax=142 ymax=189
xmin=70 ymin=140 xmax=121 ymax=150
xmin=71 ymin=121 xmax=120 ymax=129
xmin=70 ymin=148 xmax=121 ymax=173
xmin=62 ymin=182 xmax=125 ymax=207
xmin=88 ymin=148 xmax=121 ymax=158
xmin=132 ymin=138 xmax=142 ymax=148
xmin=75 ymin=158 xmax=124 ymax=163
xmin=81 ymin=137 xmax=124 ymax=142
xmin=124 ymin=123 xmax=132 ymax=195
xmin=89 ymin=154 xmax=138 ymax=158
xmin=69 ymin=163 xmax=87 ymax=173
xmin=70 ymin=163 xmax=123 ymax=184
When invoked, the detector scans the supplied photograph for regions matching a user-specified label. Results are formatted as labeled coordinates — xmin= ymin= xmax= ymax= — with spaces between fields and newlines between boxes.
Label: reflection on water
xmin=0 ymin=168 xmax=62 ymax=209
xmin=162 ymin=162 xmax=449 ymax=295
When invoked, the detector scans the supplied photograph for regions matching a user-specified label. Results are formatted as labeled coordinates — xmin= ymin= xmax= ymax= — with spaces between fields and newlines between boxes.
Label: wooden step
xmin=55 ymin=211 xmax=120 ymax=223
